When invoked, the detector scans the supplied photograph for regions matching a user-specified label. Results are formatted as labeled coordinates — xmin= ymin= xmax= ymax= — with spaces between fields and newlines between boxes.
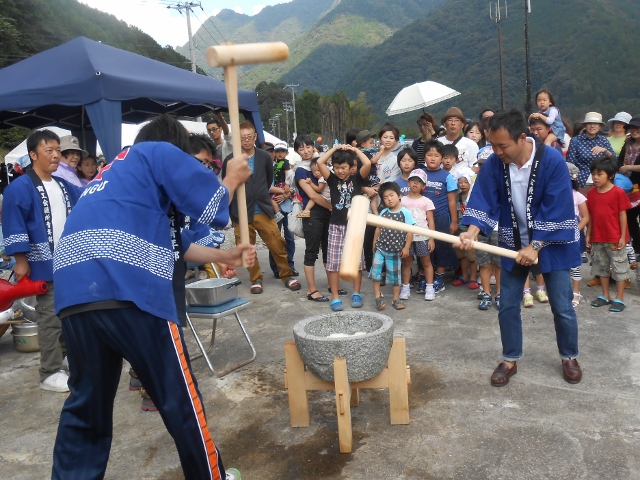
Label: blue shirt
xmin=566 ymin=133 xmax=617 ymax=187
xmin=422 ymin=167 xmax=457 ymax=217
xmin=247 ymin=154 xmax=263 ymax=215
xmin=53 ymin=142 xmax=230 ymax=323
xmin=394 ymin=177 xmax=411 ymax=197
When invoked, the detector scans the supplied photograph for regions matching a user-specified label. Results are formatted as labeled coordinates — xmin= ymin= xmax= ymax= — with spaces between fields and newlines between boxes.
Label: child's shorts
xmin=430 ymin=213 xmax=459 ymax=268
xmin=455 ymin=245 xmax=476 ymax=261
xmin=369 ymin=249 xmax=401 ymax=286
xmin=409 ymin=240 xmax=430 ymax=257
xmin=475 ymin=232 xmax=500 ymax=267
xmin=326 ymin=223 xmax=364 ymax=272
xmin=591 ymin=242 xmax=629 ymax=281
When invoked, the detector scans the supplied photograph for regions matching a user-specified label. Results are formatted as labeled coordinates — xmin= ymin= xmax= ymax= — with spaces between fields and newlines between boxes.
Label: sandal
xmin=330 ymin=299 xmax=344 ymax=312
xmin=307 ymin=290 xmax=329 ymax=302
xmin=468 ymin=280 xmax=479 ymax=290
xmin=452 ymin=276 xmax=467 ymax=287
xmin=351 ymin=293 xmax=363 ymax=308
xmin=284 ymin=277 xmax=301 ymax=291
xmin=250 ymin=280 xmax=263 ymax=294
xmin=572 ymin=292 xmax=582 ymax=308
xmin=392 ymin=299 xmax=406 ymax=310
xmin=609 ymin=299 xmax=626 ymax=312
xmin=296 ymin=210 xmax=311 ymax=218
xmin=375 ymin=295 xmax=386 ymax=311
xmin=328 ymin=287 xmax=348 ymax=296
xmin=590 ymin=295 xmax=610 ymax=308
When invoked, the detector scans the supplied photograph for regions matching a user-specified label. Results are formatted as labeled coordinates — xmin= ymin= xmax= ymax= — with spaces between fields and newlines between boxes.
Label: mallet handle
xmin=359 ymin=212 xmax=521 ymax=260
xmin=223 ymin=65 xmax=250 ymax=267
xmin=206 ymin=42 xmax=289 ymax=67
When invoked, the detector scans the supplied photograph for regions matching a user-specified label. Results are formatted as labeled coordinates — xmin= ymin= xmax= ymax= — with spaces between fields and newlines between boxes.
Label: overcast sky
xmin=80 ymin=0 xmax=288 ymax=47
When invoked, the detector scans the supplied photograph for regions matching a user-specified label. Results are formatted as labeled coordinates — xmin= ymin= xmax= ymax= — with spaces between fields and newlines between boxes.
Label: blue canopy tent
xmin=0 ymin=36 xmax=264 ymax=162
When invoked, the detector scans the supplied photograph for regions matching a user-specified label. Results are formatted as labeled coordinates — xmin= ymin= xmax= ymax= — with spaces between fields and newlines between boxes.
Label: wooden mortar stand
xmin=284 ymin=337 xmax=410 ymax=453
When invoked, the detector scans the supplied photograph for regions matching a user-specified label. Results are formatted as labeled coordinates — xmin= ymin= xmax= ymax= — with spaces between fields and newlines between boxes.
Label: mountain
xmin=176 ymin=0 xmax=338 ymax=80
xmin=338 ymin=0 xmax=640 ymax=124
xmin=0 ymin=0 xmax=196 ymax=153
xmin=0 ymin=0 xmax=193 ymax=72
xmin=240 ymin=0 xmax=446 ymax=92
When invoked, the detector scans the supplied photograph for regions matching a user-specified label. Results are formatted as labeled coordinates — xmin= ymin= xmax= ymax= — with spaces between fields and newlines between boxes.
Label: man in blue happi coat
xmin=459 ymin=109 xmax=582 ymax=387
xmin=2 ymin=129 xmax=83 ymax=392
xmin=51 ymin=115 xmax=253 ymax=480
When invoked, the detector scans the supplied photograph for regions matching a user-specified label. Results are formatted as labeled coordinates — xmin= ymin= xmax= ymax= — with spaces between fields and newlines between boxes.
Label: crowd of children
xmin=294 ymin=94 xmax=638 ymax=313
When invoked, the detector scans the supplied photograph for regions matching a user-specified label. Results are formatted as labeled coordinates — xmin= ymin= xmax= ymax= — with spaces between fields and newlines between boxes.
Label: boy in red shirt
xmin=586 ymin=156 xmax=632 ymax=312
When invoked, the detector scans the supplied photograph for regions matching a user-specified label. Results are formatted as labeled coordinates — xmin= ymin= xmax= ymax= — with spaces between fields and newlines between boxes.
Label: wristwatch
xmin=531 ymin=240 xmax=543 ymax=251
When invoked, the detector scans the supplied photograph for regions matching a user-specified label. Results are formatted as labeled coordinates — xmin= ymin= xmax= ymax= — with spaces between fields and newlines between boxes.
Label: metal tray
xmin=185 ymin=278 xmax=240 ymax=307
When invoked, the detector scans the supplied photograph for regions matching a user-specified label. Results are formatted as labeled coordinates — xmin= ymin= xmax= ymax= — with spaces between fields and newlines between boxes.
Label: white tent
xmin=3 ymin=122 xmax=287 ymax=164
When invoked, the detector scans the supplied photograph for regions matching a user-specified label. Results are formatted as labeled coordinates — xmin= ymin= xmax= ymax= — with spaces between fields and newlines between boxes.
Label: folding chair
xmin=185 ymin=263 xmax=256 ymax=376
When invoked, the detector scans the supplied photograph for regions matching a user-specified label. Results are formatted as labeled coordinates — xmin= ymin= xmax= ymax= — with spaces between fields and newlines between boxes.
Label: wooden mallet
xmin=340 ymin=195 xmax=532 ymax=281
xmin=207 ymin=42 xmax=289 ymax=265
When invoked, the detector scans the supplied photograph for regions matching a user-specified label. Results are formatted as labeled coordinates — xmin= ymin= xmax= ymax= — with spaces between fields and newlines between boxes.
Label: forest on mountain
xmin=0 ymin=0 xmax=198 ymax=153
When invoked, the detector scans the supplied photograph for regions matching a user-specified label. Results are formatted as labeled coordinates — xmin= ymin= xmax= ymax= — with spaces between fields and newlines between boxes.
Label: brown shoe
xmin=562 ymin=358 xmax=582 ymax=384
xmin=587 ymin=277 xmax=601 ymax=287
xmin=490 ymin=362 xmax=517 ymax=387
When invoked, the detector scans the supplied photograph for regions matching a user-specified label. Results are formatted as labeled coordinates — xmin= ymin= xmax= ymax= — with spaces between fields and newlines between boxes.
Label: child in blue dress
xmin=529 ymin=89 xmax=566 ymax=147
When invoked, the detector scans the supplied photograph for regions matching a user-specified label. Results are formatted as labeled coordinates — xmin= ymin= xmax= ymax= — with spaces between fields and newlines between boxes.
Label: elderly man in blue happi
xmin=2 ymin=129 xmax=83 ymax=393
xmin=458 ymin=109 xmax=582 ymax=388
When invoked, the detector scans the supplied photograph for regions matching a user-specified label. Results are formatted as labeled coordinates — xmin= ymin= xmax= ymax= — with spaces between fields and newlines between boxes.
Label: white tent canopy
xmin=3 ymin=122 xmax=286 ymax=164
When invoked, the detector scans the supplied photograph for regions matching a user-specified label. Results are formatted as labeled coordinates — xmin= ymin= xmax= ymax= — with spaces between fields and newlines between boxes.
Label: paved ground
xmin=1 ymin=238 xmax=640 ymax=480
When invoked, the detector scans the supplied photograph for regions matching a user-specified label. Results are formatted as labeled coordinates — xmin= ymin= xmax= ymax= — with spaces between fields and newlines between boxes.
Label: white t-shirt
xmin=401 ymin=194 xmax=435 ymax=242
xmin=42 ymin=179 xmax=67 ymax=247
xmin=439 ymin=136 xmax=479 ymax=175
xmin=508 ymin=138 xmax=536 ymax=246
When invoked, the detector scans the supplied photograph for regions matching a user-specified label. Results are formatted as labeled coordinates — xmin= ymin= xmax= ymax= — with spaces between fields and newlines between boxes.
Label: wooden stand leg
xmin=387 ymin=338 xmax=410 ymax=425
xmin=334 ymin=358 xmax=352 ymax=453
xmin=284 ymin=342 xmax=310 ymax=427
xmin=350 ymin=388 xmax=360 ymax=407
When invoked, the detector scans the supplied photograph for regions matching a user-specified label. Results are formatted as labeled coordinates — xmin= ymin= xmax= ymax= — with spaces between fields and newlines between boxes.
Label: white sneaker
xmin=40 ymin=370 xmax=69 ymax=392
xmin=61 ymin=356 xmax=69 ymax=372
xmin=490 ymin=275 xmax=496 ymax=285
xmin=399 ymin=284 xmax=410 ymax=300
xmin=424 ymin=285 xmax=435 ymax=301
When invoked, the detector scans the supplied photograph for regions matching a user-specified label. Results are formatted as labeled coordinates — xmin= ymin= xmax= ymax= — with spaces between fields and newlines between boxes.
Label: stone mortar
xmin=293 ymin=312 xmax=394 ymax=382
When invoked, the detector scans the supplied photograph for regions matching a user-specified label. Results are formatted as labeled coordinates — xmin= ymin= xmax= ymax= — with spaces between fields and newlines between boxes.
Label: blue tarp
xmin=0 ymin=36 xmax=264 ymax=161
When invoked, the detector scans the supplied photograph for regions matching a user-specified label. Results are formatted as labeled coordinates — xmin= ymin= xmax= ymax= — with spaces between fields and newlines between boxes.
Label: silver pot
xmin=16 ymin=296 xmax=38 ymax=322
xmin=185 ymin=278 xmax=240 ymax=307
xmin=12 ymin=322 xmax=39 ymax=353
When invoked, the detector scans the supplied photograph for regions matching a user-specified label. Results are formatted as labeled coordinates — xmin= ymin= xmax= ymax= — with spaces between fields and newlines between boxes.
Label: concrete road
xmin=1 ymin=239 xmax=639 ymax=479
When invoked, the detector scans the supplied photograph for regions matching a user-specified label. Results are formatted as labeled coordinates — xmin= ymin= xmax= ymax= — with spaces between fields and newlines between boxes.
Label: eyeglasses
xmin=207 ymin=127 xmax=220 ymax=133
xmin=240 ymin=135 xmax=256 ymax=141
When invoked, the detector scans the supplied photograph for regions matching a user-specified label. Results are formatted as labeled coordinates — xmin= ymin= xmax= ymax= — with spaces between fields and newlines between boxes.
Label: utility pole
xmin=284 ymin=84 xmax=299 ymax=140
xmin=283 ymin=102 xmax=292 ymax=145
xmin=269 ymin=117 xmax=277 ymax=135
xmin=490 ymin=1 xmax=508 ymax=110
xmin=274 ymin=114 xmax=282 ymax=139
xmin=167 ymin=2 xmax=201 ymax=74
xmin=524 ymin=0 xmax=532 ymax=115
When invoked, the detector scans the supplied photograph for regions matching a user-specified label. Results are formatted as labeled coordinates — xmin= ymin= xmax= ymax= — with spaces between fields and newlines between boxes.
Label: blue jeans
xmin=270 ymin=213 xmax=295 ymax=274
xmin=499 ymin=265 xmax=578 ymax=361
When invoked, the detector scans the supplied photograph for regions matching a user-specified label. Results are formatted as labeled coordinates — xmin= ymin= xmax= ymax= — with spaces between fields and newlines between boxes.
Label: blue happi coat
xmin=53 ymin=142 xmax=230 ymax=324
xmin=2 ymin=174 xmax=82 ymax=281
xmin=462 ymin=140 xmax=580 ymax=273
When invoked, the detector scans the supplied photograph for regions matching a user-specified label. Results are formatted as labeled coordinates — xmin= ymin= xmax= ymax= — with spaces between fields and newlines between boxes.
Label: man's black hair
xmin=206 ymin=118 xmax=222 ymax=128
xmin=442 ymin=144 xmax=459 ymax=158
xmin=345 ymin=128 xmax=360 ymax=145
xmin=294 ymin=134 xmax=314 ymax=151
xmin=528 ymin=116 xmax=548 ymax=127
xmin=189 ymin=133 xmax=216 ymax=157
xmin=487 ymin=109 xmax=527 ymax=142
xmin=589 ymin=155 xmax=616 ymax=179
xmin=423 ymin=139 xmax=444 ymax=156
xmin=27 ymin=129 xmax=60 ymax=154
xmin=396 ymin=147 xmax=418 ymax=167
xmin=332 ymin=149 xmax=356 ymax=166
xmin=135 ymin=115 xmax=191 ymax=153
xmin=379 ymin=181 xmax=401 ymax=198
